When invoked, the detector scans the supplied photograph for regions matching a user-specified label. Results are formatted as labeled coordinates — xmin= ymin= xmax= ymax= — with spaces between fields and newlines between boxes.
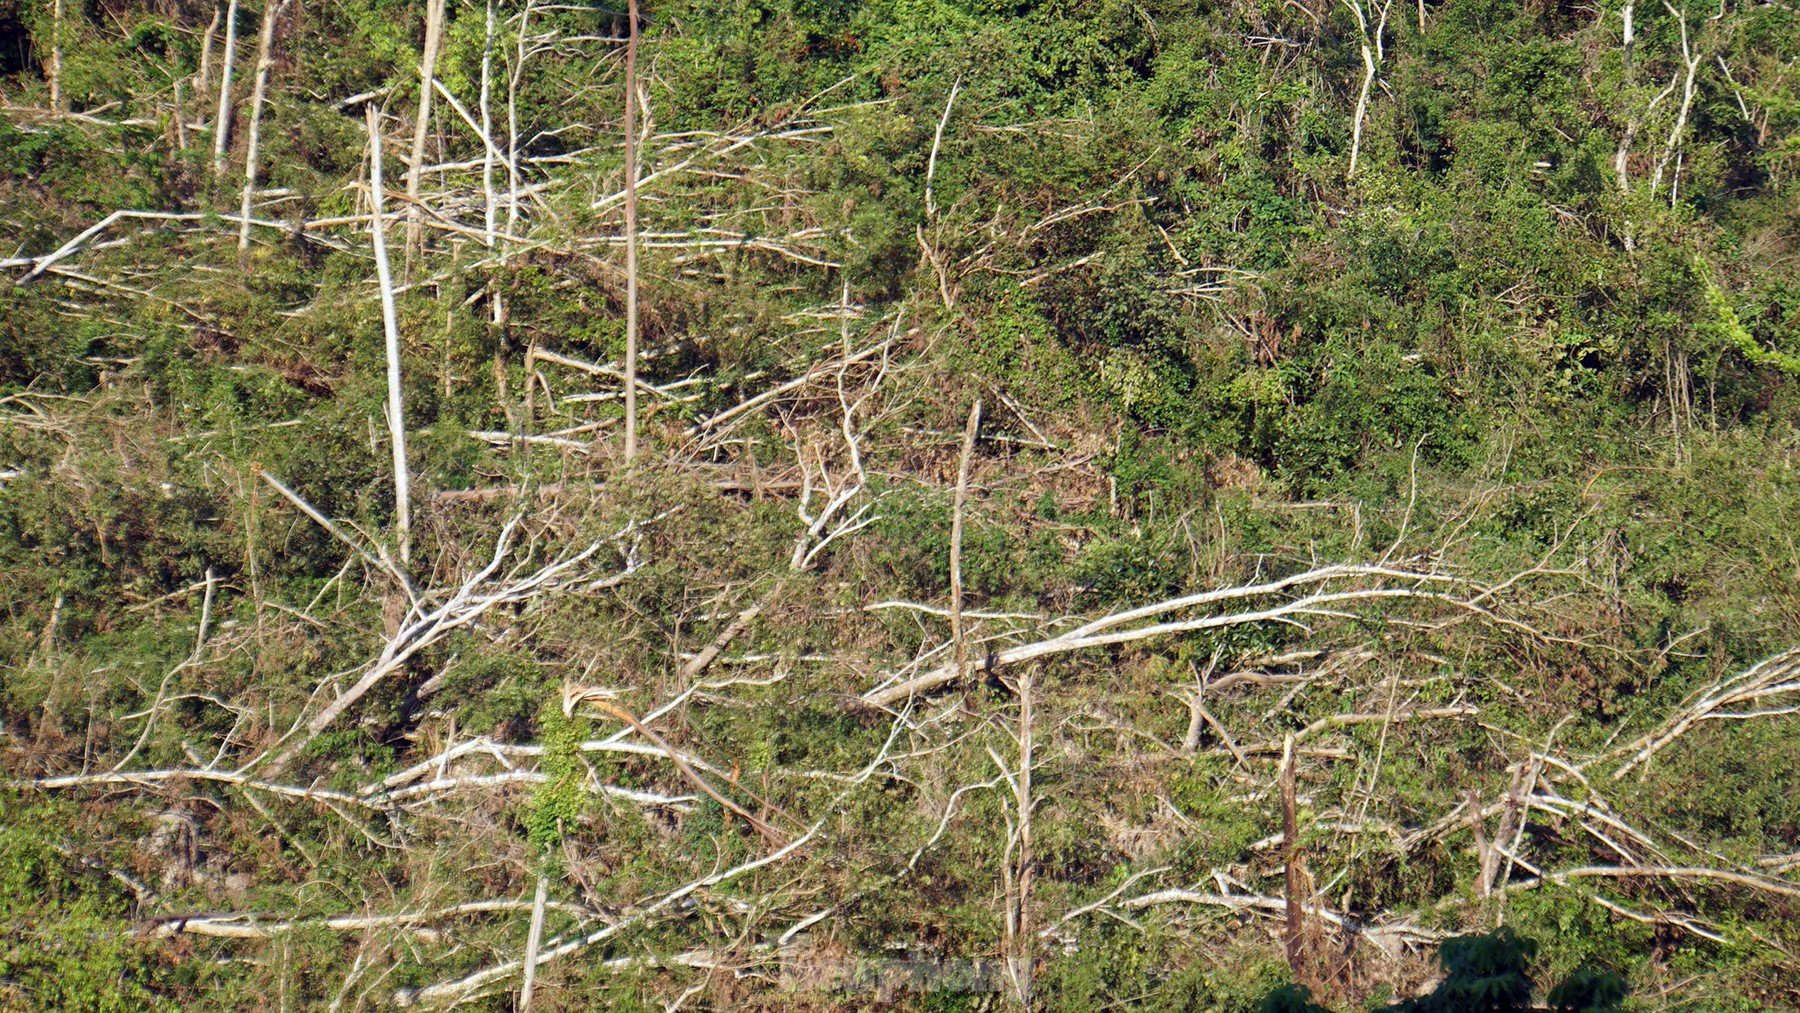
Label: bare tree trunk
xmin=237 ymin=0 xmax=291 ymax=250
xmin=621 ymin=0 xmax=641 ymax=464
xmin=478 ymin=0 xmax=508 ymax=420
xmin=405 ymin=0 xmax=448 ymax=257
xmin=498 ymin=0 xmax=533 ymax=334
xmin=950 ymin=399 xmax=981 ymax=680
xmin=480 ymin=0 xmax=497 ymax=260
xmin=1467 ymin=787 xmax=1492 ymax=900
xmin=1348 ymin=47 xmax=1373 ymax=179
xmin=173 ymin=79 xmax=188 ymax=148
xmin=1615 ymin=63 xmax=1681 ymax=251
xmin=366 ymin=104 xmax=414 ymax=566
xmin=1009 ymin=668 xmax=1035 ymax=1007
xmin=1613 ymin=3 xmax=1641 ymax=199
xmin=48 ymin=0 xmax=66 ymax=112
xmin=924 ymin=75 xmax=960 ymax=220
xmin=212 ymin=0 xmax=241 ymax=176
xmin=1621 ymin=2 xmax=1635 ymax=73
xmin=1344 ymin=0 xmax=1391 ymax=181
xmin=1280 ymin=734 xmax=1307 ymax=978
xmin=1650 ymin=3 xmax=1702 ymax=199
xmin=196 ymin=2 xmax=222 ymax=92
xmin=518 ymin=873 xmax=548 ymax=1010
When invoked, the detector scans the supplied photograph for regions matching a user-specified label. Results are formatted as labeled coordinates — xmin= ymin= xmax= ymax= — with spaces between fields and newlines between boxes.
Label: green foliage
xmin=0 ymin=800 xmax=174 ymax=1010
xmin=1698 ymin=256 xmax=1800 ymax=376
xmin=522 ymin=703 xmax=593 ymax=851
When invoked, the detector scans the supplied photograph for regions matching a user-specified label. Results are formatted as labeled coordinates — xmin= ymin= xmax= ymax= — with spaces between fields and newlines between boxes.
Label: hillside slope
xmin=3 ymin=0 xmax=1800 ymax=1008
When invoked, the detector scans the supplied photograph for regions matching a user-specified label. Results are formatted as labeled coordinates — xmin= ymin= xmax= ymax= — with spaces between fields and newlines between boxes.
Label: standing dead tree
xmin=406 ymin=0 xmax=449 ymax=255
xmin=48 ymin=0 xmax=66 ymax=112
xmin=1343 ymin=0 xmax=1393 ymax=180
xmin=1649 ymin=2 xmax=1705 ymax=203
xmin=237 ymin=0 xmax=295 ymax=250
xmin=211 ymin=0 xmax=242 ymax=176
xmin=622 ymin=0 xmax=642 ymax=464
xmin=362 ymin=101 xmax=416 ymax=566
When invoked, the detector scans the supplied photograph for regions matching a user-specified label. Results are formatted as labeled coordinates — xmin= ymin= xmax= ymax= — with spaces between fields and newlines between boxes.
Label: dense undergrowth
xmin=2 ymin=0 xmax=1799 ymax=1008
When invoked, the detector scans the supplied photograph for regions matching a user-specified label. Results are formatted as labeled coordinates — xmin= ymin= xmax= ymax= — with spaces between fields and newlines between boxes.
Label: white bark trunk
xmin=622 ymin=0 xmax=641 ymax=463
xmin=237 ymin=0 xmax=291 ymax=249
xmin=366 ymin=104 xmax=413 ymax=566
xmin=405 ymin=0 xmax=448 ymax=253
xmin=518 ymin=874 xmax=548 ymax=1010
xmin=49 ymin=0 xmax=66 ymax=112
xmin=211 ymin=0 xmax=242 ymax=175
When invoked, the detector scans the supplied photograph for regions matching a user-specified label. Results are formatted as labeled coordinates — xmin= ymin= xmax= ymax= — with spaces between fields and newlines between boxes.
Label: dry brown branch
xmin=367 ymin=735 xmax=731 ymax=795
xmin=783 ymin=350 xmax=887 ymax=571
xmin=8 ymin=210 xmax=336 ymax=283
xmin=14 ymin=768 xmax=384 ymax=810
xmin=376 ymin=771 xmax=695 ymax=809
xmin=110 ymin=568 xmax=217 ymax=773
xmin=1278 ymin=705 xmax=1480 ymax=751
xmin=678 ymin=583 xmax=782 ymax=681
xmin=519 ymin=874 xmax=550 ymax=1010
xmin=686 ymin=337 xmax=893 ymax=440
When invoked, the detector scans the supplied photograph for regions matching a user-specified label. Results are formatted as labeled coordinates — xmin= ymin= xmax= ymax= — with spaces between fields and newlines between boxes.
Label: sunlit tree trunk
xmin=406 ymin=0 xmax=448 ymax=256
xmin=498 ymin=0 xmax=533 ymax=334
xmin=48 ymin=0 xmax=66 ymax=112
xmin=196 ymin=2 xmax=222 ymax=92
xmin=211 ymin=0 xmax=242 ymax=176
xmin=480 ymin=0 xmax=497 ymax=260
xmin=238 ymin=0 xmax=292 ymax=250
xmin=1343 ymin=0 xmax=1392 ymax=181
xmin=366 ymin=104 xmax=414 ymax=565
xmin=622 ymin=0 xmax=641 ymax=464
